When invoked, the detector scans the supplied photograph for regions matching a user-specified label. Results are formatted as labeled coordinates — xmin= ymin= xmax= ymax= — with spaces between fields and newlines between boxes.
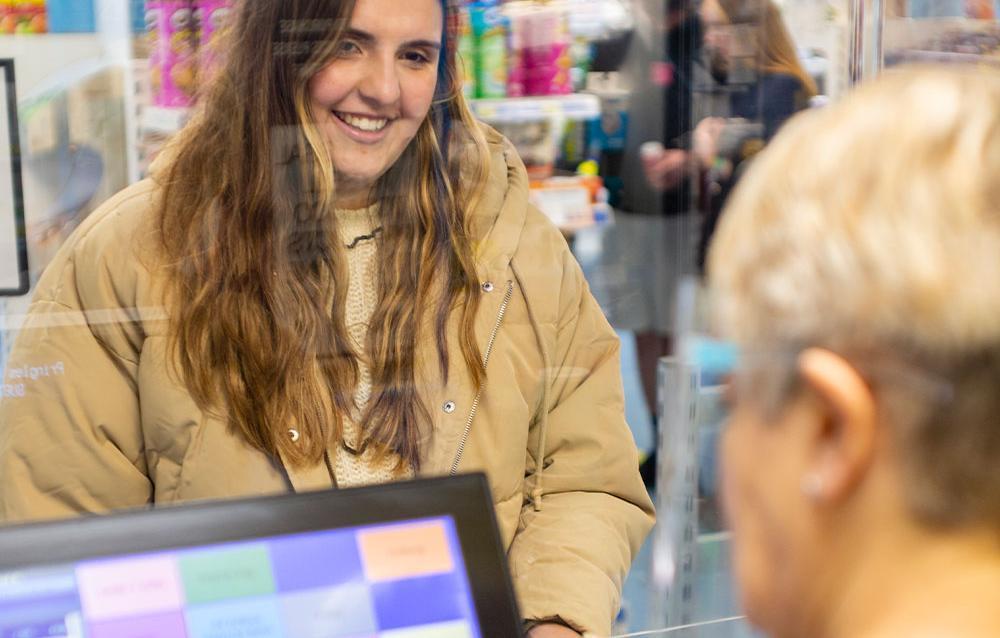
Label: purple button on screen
xmin=87 ymin=609 xmax=188 ymax=638
xmin=372 ymin=572 xmax=471 ymax=631
xmin=268 ymin=529 xmax=364 ymax=593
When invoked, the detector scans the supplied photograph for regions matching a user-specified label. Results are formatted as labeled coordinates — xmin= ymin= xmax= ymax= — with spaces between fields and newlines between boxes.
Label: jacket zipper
xmin=449 ymin=280 xmax=514 ymax=475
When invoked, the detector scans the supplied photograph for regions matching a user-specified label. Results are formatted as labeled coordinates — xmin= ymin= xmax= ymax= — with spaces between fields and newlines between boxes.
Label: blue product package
xmin=46 ymin=0 xmax=97 ymax=33
xmin=132 ymin=0 xmax=148 ymax=33
xmin=588 ymin=91 xmax=630 ymax=153
xmin=907 ymin=0 xmax=963 ymax=16
xmin=588 ymin=110 xmax=629 ymax=152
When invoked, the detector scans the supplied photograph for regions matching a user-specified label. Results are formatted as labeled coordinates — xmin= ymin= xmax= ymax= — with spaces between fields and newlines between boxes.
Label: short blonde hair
xmin=709 ymin=66 xmax=1000 ymax=528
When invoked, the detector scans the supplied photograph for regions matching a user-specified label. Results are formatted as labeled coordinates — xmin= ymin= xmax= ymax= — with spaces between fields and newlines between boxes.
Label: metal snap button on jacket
xmin=482 ymin=281 xmax=495 ymax=293
xmin=443 ymin=401 xmax=457 ymax=414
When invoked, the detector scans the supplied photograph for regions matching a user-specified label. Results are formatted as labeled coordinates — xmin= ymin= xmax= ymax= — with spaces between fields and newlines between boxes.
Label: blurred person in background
xmin=632 ymin=0 xmax=705 ymax=484
xmin=694 ymin=0 xmax=816 ymax=270
xmin=701 ymin=0 xmax=816 ymax=141
xmin=642 ymin=0 xmax=703 ymax=197
xmin=709 ymin=67 xmax=1000 ymax=638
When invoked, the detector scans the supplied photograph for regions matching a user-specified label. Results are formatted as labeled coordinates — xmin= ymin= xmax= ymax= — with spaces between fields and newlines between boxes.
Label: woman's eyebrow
xmin=343 ymin=27 xmax=441 ymax=51
xmin=342 ymin=28 xmax=376 ymax=44
xmin=405 ymin=39 xmax=442 ymax=51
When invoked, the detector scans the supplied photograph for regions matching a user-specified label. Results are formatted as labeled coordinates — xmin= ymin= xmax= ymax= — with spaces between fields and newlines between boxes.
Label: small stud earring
xmin=800 ymin=473 xmax=825 ymax=500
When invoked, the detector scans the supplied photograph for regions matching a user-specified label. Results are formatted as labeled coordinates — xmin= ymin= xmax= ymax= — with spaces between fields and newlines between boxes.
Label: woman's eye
xmin=403 ymin=50 xmax=431 ymax=65
xmin=337 ymin=40 xmax=361 ymax=56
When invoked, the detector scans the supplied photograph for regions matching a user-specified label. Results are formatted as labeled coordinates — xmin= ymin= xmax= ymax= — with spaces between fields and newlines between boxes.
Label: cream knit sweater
xmin=333 ymin=206 xmax=414 ymax=487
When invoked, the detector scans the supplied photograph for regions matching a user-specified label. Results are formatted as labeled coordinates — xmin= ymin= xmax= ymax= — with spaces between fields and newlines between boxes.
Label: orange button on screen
xmin=357 ymin=520 xmax=455 ymax=582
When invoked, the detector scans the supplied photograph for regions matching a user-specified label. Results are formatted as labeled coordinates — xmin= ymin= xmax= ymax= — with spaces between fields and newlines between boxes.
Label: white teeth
xmin=337 ymin=112 xmax=388 ymax=132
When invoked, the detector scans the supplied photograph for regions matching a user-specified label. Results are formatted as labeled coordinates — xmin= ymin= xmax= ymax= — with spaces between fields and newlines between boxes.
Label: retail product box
xmin=195 ymin=0 xmax=233 ymax=84
xmin=507 ymin=2 xmax=573 ymax=96
xmin=908 ymin=0 xmax=995 ymax=17
xmin=0 ymin=1 xmax=13 ymax=34
xmin=470 ymin=2 xmax=508 ymax=98
xmin=587 ymin=87 xmax=629 ymax=152
xmin=528 ymin=177 xmax=595 ymax=231
xmin=47 ymin=0 xmax=96 ymax=33
xmin=132 ymin=0 xmax=147 ymax=33
xmin=455 ymin=6 xmax=476 ymax=99
xmin=149 ymin=0 xmax=198 ymax=108
xmin=1 ymin=0 xmax=47 ymax=34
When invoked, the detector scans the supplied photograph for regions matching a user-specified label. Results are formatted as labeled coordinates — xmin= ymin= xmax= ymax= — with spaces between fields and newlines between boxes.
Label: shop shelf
xmin=470 ymin=93 xmax=601 ymax=123
xmin=139 ymin=105 xmax=192 ymax=134
xmin=885 ymin=48 xmax=1000 ymax=66
xmin=0 ymin=34 xmax=109 ymax=106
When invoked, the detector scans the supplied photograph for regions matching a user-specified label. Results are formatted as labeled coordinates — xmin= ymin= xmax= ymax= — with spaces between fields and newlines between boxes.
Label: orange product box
xmin=2 ymin=0 xmax=47 ymax=34
xmin=0 ymin=1 xmax=17 ymax=34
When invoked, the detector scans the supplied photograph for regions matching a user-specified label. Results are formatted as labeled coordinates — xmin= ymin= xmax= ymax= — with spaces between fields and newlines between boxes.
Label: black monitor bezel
xmin=0 ymin=58 xmax=29 ymax=297
xmin=0 ymin=473 xmax=523 ymax=637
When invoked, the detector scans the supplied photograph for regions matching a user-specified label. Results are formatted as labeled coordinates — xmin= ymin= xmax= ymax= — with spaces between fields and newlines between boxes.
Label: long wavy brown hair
xmin=156 ymin=0 xmax=491 ymax=471
xmin=719 ymin=0 xmax=818 ymax=98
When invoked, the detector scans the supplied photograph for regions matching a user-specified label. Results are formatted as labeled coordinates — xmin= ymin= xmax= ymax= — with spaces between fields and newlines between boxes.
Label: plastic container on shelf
xmin=455 ymin=5 xmax=476 ymax=99
xmin=148 ymin=0 xmax=198 ymax=108
xmin=559 ymin=117 xmax=589 ymax=168
xmin=592 ymin=186 xmax=614 ymax=225
xmin=575 ymin=159 xmax=603 ymax=200
xmin=194 ymin=0 xmax=233 ymax=86
xmin=504 ymin=1 xmax=573 ymax=96
xmin=506 ymin=5 xmax=529 ymax=97
xmin=470 ymin=2 xmax=508 ymax=98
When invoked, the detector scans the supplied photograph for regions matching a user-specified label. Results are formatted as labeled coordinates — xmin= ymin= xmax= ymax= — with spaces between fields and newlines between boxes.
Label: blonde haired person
xmin=709 ymin=67 xmax=1000 ymax=638
xmin=0 ymin=0 xmax=654 ymax=635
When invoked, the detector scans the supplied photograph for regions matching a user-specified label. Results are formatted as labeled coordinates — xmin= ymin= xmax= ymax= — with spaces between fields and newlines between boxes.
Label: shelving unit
xmin=469 ymin=93 xmax=601 ymax=123
xmin=882 ymin=16 xmax=1000 ymax=69
xmin=139 ymin=104 xmax=192 ymax=135
xmin=0 ymin=34 xmax=109 ymax=106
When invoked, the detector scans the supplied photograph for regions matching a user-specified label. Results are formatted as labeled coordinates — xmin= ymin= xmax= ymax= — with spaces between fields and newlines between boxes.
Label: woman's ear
xmin=796 ymin=348 xmax=879 ymax=505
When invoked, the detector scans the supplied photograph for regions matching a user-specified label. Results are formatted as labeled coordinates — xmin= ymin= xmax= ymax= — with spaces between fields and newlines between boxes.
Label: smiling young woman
xmin=0 ymin=1 xmax=653 ymax=636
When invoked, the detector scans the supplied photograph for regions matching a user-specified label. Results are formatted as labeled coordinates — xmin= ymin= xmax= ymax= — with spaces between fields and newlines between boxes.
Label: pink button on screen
xmin=77 ymin=556 xmax=185 ymax=621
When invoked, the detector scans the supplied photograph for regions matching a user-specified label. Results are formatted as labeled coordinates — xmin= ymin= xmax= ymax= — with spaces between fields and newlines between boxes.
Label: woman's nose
xmin=358 ymin=55 xmax=401 ymax=106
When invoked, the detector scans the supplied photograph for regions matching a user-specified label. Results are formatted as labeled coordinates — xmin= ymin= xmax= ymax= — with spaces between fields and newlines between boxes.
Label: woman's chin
xmin=332 ymin=172 xmax=380 ymax=205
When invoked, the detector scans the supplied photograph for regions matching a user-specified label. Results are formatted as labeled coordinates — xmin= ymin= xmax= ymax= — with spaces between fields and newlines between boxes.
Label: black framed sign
xmin=0 ymin=59 xmax=28 ymax=296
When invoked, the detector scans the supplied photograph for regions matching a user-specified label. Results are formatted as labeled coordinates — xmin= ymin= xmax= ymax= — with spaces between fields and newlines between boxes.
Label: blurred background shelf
xmin=470 ymin=93 xmax=601 ymax=122
xmin=139 ymin=104 xmax=191 ymax=134
xmin=886 ymin=48 xmax=1000 ymax=65
xmin=0 ymin=34 xmax=108 ymax=105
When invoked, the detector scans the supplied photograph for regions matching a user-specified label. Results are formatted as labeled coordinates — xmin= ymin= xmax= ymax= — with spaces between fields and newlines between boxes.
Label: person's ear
xmin=795 ymin=348 xmax=879 ymax=504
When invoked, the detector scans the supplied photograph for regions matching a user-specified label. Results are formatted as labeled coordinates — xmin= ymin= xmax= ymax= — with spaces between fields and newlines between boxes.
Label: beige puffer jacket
xmin=0 ymin=128 xmax=655 ymax=636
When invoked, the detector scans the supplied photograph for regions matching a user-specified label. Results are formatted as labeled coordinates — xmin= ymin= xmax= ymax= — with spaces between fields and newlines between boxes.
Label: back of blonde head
xmin=709 ymin=67 xmax=1000 ymax=528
